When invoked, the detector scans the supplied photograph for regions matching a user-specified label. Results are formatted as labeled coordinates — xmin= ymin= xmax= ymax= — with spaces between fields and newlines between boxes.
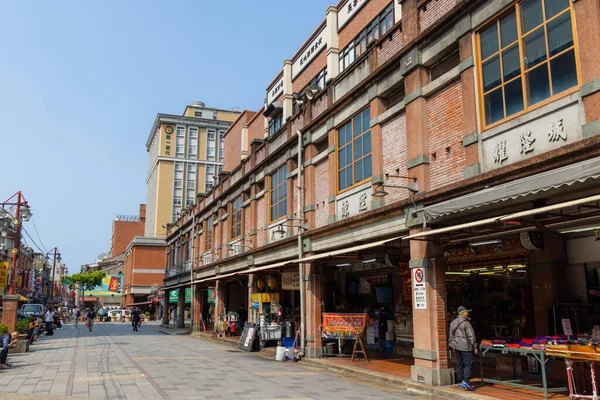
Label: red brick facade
xmin=418 ymin=0 xmax=457 ymax=33
xmin=111 ymin=205 xmax=145 ymax=256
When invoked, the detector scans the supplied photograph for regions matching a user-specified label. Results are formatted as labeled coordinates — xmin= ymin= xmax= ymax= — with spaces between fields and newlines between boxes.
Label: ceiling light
xmin=362 ymin=258 xmax=377 ymax=264
xmin=470 ymin=239 xmax=501 ymax=246
xmin=336 ymin=263 xmax=351 ymax=267
xmin=464 ymin=267 xmax=487 ymax=272
xmin=445 ymin=272 xmax=470 ymax=275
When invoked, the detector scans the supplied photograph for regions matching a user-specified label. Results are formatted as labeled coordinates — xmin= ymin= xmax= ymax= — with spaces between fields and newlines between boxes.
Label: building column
xmin=161 ymin=290 xmax=170 ymax=325
xmin=304 ymin=262 xmax=323 ymax=358
xmin=192 ymin=284 xmax=202 ymax=332
xmin=405 ymin=67 xmax=431 ymax=191
xmin=409 ymin=231 xmax=453 ymax=386
xmin=326 ymin=6 xmax=339 ymax=81
xmin=0 ymin=295 xmax=19 ymax=333
xmin=282 ymin=60 xmax=293 ymax=120
xmin=177 ymin=287 xmax=185 ymax=328
xmin=304 ymin=143 xmax=318 ymax=228
xmin=327 ymin=128 xmax=336 ymax=224
xmin=458 ymin=33 xmax=480 ymax=178
xmin=214 ymin=279 xmax=227 ymax=330
xmin=247 ymin=274 xmax=256 ymax=324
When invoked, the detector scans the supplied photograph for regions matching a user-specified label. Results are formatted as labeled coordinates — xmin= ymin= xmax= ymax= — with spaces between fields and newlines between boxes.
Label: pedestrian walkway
xmin=0 ymin=321 xmax=418 ymax=399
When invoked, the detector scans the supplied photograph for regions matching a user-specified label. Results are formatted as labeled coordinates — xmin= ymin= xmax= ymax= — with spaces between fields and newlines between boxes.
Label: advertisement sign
xmin=0 ymin=262 xmax=9 ymax=287
xmin=413 ymin=268 xmax=427 ymax=310
xmin=208 ymin=288 xmax=215 ymax=304
xmin=281 ymin=272 xmax=300 ymax=290
xmin=86 ymin=275 xmax=122 ymax=296
xmin=169 ymin=287 xmax=192 ymax=304
xmin=322 ymin=313 xmax=368 ymax=338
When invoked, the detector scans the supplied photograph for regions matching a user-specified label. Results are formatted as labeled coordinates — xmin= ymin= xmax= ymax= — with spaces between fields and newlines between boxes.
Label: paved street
xmin=0 ymin=321 xmax=419 ymax=400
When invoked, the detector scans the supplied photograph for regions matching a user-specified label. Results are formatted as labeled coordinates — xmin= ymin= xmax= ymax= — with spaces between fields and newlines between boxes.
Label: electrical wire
xmin=21 ymin=226 xmax=47 ymax=255
xmin=30 ymin=216 xmax=48 ymax=254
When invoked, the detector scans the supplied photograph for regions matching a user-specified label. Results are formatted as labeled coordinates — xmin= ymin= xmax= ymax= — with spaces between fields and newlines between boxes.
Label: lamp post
xmin=1 ymin=191 xmax=32 ymax=295
xmin=45 ymin=247 xmax=62 ymax=302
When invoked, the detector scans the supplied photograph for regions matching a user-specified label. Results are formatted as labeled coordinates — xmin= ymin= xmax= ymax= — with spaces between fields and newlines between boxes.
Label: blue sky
xmin=0 ymin=0 xmax=332 ymax=272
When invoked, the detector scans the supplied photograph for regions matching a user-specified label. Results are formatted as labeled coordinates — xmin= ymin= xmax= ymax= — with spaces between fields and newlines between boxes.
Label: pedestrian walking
xmin=86 ymin=308 xmax=96 ymax=332
xmin=131 ymin=308 xmax=141 ymax=332
xmin=44 ymin=307 xmax=54 ymax=333
xmin=0 ymin=332 xmax=20 ymax=369
xmin=72 ymin=306 xmax=80 ymax=328
xmin=449 ymin=306 xmax=478 ymax=391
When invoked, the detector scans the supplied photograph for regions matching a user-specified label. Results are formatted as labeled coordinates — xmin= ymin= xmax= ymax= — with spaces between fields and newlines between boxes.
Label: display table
xmin=479 ymin=345 xmax=568 ymax=398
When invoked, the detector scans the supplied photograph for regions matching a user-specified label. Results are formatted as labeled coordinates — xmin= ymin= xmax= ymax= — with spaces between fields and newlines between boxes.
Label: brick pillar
xmin=192 ymin=284 xmax=202 ymax=332
xmin=304 ymin=262 xmax=323 ymax=358
xmin=405 ymin=67 xmax=431 ymax=191
xmin=409 ymin=231 xmax=453 ymax=386
xmin=177 ymin=287 xmax=185 ymax=328
xmin=327 ymin=129 xmax=336 ymax=224
xmin=573 ymin=0 xmax=600 ymax=129
xmin=1 ymin=295 xmax=19 ymax=333
xmin=162 ymin=290 xmax=170 ymax=325
xmin=458 ymin=33 xmax=480 ymax=178
xmin=247 ymin=274 xmax=256 ymax=324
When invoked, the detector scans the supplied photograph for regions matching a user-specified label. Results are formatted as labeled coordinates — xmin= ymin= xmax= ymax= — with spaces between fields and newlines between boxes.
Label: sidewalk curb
xmin=193 ymin=333 xmax=493 ymax=399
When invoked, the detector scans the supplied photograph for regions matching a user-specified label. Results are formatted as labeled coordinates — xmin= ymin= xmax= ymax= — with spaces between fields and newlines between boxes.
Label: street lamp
xmin=1 ymin=191 xmax=32 ymax=295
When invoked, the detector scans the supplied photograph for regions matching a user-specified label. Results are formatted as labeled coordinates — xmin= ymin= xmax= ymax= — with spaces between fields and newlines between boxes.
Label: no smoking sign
xmin=413 ymin=267 xmax=427 ymax=310
xmin=415 ymin=268 xmax=424 ymax=283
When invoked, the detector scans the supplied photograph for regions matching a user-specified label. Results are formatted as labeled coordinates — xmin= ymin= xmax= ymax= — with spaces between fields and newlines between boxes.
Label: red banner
xmin=109 ymin=276 xmax=119 ymax=292
xmin=322 ymin=313 xmax=368 ymax=336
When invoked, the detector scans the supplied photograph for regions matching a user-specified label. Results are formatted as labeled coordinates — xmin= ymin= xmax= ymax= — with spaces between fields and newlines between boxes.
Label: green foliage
xmin=144 ymin=311 xmax=151 ymax=316
xmin=15 ymin=321 xmax=28 ymax=334
xmin=0 ymin=323 xmax=8 ymax=336
xmin=62 ymin=270 xmax=106 ymax=294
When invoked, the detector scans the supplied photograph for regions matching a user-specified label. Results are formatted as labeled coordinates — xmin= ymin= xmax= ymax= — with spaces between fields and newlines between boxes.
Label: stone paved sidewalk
xmin=0 ymin=320 xmax=417 ymax=399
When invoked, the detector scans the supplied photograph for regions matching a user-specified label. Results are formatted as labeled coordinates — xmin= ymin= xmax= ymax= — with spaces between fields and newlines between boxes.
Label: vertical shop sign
xmin=0 ymin=262 xmax=8 ymax=287
xmin=562 ymin=318 xmax=573 ymax=336
xmin=413 ymin=268 xmax=427 ymax=310
xmin=281 ymin=272 xmax=300 ymax=290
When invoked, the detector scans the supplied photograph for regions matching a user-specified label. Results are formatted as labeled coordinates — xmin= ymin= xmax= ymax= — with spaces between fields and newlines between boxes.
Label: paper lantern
xmin=267 ymin=276 xmax=278 ymax=289
xmin=256 ymin=279 xmax=265 ymax=290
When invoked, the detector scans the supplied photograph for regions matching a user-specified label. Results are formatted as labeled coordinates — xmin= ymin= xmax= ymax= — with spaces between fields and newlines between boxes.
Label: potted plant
xmin=124 ymin=310 xmax=131 ymax=323
xmin=144 ymin=311 xmax=151 ymax=322
xmin=15 ymin=320 xmax=28 ymax=340
xmin=109 ymin=310 xmax=118 ymax=322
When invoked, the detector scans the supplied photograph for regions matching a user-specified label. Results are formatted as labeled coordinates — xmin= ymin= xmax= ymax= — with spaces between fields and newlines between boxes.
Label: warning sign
xmin=413 ymin=268 xmax=427 ymax=310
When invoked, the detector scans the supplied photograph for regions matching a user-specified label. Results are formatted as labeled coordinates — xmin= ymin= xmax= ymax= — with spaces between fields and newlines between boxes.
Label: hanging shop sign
xmin=0 ymin=262 xmax=9 ymax=287
xmin=445 ymin=239 xmax=527 ymax=263
xmin=281 ymin=272 xmax=300 ymax=290
xmin=208 ymin=288 xmax=215 ymax=304
xmin=169 ymin=287 xmax=192 ymax=304
xmin=413 ymin=268 xmax=427 ymax=310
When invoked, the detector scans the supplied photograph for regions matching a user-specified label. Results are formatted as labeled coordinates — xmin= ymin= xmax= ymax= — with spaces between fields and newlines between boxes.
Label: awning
xmin=263 ymin=101 xmax=282 ymax=118
xmin=296 ymin=236 xmax=405 ymax=263
xmin=126 ymin=301 xmax=152 ymax=307
xmin=422 ymin=156 xmax=600 ymax=221
xmin=404 ymin=193 xmax=600 ymax=241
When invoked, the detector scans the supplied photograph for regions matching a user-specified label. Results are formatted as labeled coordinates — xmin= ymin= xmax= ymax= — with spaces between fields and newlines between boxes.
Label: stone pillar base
xmin=411 ymin=365 xmax=455 ymax=386
xmin=305 ymin=344 xmax=323 ymax=359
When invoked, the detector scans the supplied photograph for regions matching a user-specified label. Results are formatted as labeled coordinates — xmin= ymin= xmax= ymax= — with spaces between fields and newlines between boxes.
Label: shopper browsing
xmin=449 ymin=306 xmax=478 ymax=391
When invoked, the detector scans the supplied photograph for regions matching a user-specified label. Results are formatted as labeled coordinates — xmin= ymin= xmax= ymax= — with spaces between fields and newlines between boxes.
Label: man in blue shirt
xmin=0 ymin=332 xmax=19 ymax=369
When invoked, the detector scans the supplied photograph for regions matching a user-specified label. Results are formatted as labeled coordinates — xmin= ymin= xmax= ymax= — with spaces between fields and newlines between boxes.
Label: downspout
xmin=296 ymin=129 xmax=305 ymax=357
xmin=190 ymin=229 xmax=195 ymax=332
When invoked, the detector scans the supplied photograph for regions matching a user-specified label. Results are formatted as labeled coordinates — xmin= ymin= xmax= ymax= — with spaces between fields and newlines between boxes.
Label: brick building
xmin=111 ymin=205 xmax=145 ymax=256
xmin=162 ymin=0 xmax=600 ymax=388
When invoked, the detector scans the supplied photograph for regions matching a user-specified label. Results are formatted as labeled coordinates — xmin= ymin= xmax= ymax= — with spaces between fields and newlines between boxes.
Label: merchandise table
xmin=479 ymin=345 xmax=569 ymax=398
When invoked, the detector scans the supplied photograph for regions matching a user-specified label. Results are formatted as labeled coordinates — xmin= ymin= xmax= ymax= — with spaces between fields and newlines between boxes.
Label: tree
xmin=61 ymin=270 xmax=106 ymax=304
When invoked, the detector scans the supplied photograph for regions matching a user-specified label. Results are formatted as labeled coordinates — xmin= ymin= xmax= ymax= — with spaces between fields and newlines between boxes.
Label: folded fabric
xmin=506 ymin=343 xmax=521 ymax=348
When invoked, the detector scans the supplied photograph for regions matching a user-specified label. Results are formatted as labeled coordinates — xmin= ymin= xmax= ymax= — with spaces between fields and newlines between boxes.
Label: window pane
xmin=362 ymin=108 xmax=370 ymax=131
xmin=523 ymin=27 xmax=547 ymax=69
xmin=363 ymin=131 xmax=372 ymax=155
xmin=280 ymin=168 xmax=286 ymax=184
xmin=271 ymin=206 xmax=277 ymax=221
xmin=280 ymin=201 xmax=286 ymax=218
xmin=353 ymin=114 xmax=362 ymax=137
xmin=339 ymin=170 xmax=347 ymax=190
xmin=338 ymin=126 xmax=346 ymax=146
xmin=550 ymin=49 xmax=577 ymax=94
xmin=526 ymin=65 xmax=551 ymax=105
xmin=346 ymin=167 xmax=353 ymax=188
xmin=500 ymin=11 xmax=518 ymax=47
xmin=280 ymin=184 xmax=287 ymax=202
xmin=338 ymin=147 xmax=346 ymax=168
xmin=504 ymin=78 xmax=525 ymax=116
xmin=480 ymin=24 xmax=499 ymax=60
xmin=502 ymin=44 xmax=521 ymax=81
xmin=482 ymin=55 xmax=501 ymax=92
xmin=354 ymin=136 xmax=363 ymax=159
xmin=545 ymin=0 xmax=570 ymax=19
xmin=346 ymin=123 xmax=353 ymax=144
xmin=354 ymin=159 xmax=363 ymax=183
xmin=520 ymin=0 xmax=543 ymax=33
xmin=363 ymin=154 xmax=372 ymax=180
xmin=484 ymin=88 xmax=504 ymax=125
xmin=547 ymin=11 xmax=573 ymax=57
xmin=271 ymin=189 xmax=277 ymax=204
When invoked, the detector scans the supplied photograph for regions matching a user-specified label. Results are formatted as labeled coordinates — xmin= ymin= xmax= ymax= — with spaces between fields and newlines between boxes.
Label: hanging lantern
xmin=267 ymin=276 xmax=278 ymax=289
xmin=256 ymin=279 xmax=265 ymax=290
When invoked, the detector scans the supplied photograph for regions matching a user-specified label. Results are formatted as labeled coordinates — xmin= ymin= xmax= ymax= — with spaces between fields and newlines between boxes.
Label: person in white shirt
xmin=71 ymin=307 xmax=80 ymax=328
xmin=44 ymin=307 xmax=54 ymax=330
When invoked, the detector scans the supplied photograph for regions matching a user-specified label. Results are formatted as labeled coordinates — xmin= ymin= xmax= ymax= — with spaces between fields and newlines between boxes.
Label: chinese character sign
xmin=0 ymin=262 xmax=8 ymax=287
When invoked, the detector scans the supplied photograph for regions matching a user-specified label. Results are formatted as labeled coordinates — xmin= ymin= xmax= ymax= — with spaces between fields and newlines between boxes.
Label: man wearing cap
xmin=449 ymin=306 xmax=478 ymax=391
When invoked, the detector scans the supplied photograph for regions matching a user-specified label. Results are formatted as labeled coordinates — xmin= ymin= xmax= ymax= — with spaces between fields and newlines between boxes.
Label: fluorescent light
xmin=558 ymin=226 xmax=600 ymax=234
xmin=493 ymin=266 xmax=505 ymax=270
xmin=464 ymin=267 xmax=487 ymax=272
xmin=445 ymin=272 xmax=470 ymax=275
xmin=336 ymin=263 xmax=351 ymax=267
xmin=362 ymin=258 xmax=377 ymax=264
xmin=470 ymin=239 xmax=501 ymax=246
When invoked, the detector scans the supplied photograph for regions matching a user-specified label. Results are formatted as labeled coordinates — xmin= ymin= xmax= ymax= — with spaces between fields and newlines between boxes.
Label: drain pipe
xmin=297 ymin=129 xmax=305 ymax=358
